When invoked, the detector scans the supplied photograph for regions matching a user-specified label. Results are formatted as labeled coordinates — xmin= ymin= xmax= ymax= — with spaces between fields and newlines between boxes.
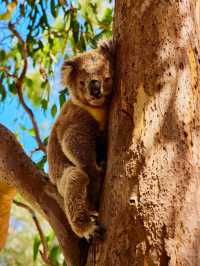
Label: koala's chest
xmin=73 ymin=102 xmax=108 ymax=163
xmin=83 ymin=106 xmax=108 ymax=163
xmin=71 ymin=99 xmax=108 ymax=131
xmin=85 ymin=107 xmax=107 ymax=131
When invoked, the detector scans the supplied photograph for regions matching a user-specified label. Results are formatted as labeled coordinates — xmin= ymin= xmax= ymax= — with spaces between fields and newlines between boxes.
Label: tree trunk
xmin=86 ymin=0 xmax=200 ymax=265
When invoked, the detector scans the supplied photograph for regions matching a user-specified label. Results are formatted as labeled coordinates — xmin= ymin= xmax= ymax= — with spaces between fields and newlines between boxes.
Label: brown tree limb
xmin=13 ymin=200 xmax=56 ymax=266
xmin=8 ymin=22 xmax=46 ymax=153
xmin=0 ymin=123 xmax=83 ymax=266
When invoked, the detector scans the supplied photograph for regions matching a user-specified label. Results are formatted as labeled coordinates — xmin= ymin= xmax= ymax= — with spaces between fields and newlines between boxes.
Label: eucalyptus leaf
xmin=33 ymin=235 xmax=41 ymax=261
xmin=0 ymin=83 xmax=6 ymax=101
xmin=51 ymin=104 xmax=57 ymax=117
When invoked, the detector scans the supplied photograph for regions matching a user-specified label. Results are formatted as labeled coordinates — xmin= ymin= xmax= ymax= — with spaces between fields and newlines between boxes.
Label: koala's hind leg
xmin=56 ymin=166 xmax=102 ymax=240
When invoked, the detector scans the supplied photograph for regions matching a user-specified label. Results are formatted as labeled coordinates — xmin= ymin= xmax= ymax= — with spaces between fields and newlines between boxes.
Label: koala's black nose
xmin=89 ymin=80 xmax=101 ymax=98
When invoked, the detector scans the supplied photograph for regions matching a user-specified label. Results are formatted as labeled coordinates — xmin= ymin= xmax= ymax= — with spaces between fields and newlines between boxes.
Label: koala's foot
xmin=60 ymin=166 xmax=105 ymax=241
xmin=85 ymin=213 xmax=105 ymax=242
xmin=86 ymin=222 xmax=106 ymax=243
xmin=82 ymin=221 xmax=105 ymax=242
xmin=71 ymin=211 xmax=105 ymax=242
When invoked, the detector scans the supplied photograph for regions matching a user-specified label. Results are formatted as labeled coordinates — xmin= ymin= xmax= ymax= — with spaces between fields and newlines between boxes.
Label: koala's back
xmin=47 ymin=100 xmax=99 ymax=184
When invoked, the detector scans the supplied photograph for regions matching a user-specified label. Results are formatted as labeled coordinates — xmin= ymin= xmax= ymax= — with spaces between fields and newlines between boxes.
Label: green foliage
xmin=0 ymin=0 xmax=113 ymax=264
xmin=51 ymin=104 xmax=57 ymax=117
xmin=0 ymin=0 xmax=113 ymax=109
xmin=33 ymin=235 xmax=41 ymax=261
xmin=33 ymin=231 xmax=64 ymax=265
xmin=1 ymin=196 xmax=51 ymax=266
xmin=36 ymin=154 xmax=47 ymax=170
xmin=59 ymin=88 xmax=68 ymax=108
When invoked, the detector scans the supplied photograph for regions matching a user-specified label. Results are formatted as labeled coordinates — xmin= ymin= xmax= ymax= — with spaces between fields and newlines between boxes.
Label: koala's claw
xmin=90 ymin=210 xmax=99 ymax=216
xmin=99 ymin=161 xmax=106 ymax=171
xmin=86 ymin=223 xmax=106 ymax=243
xmin=89 ymin=211 xmax=99 ymax=222
xmin=97 ymin=162 xmax=106 ymax=176
xmin=92 ymin=224 xmax=106 ymax=241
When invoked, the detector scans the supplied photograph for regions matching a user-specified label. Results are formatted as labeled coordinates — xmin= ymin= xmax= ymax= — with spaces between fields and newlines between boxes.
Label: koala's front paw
xmin=81 ymin=211 xmax=105 ymax=242
xmin=85 ymin=221 xmax=106 ymax=243
xmin=99 ymin=161 xmax=106 ymax=172
xmin=71 ymin=210 xmax=105 ymax=241
xmin=96 ymin=161 xmax=106 ymax=176
xmin=89 ymin=210 xmax=99 ymax=221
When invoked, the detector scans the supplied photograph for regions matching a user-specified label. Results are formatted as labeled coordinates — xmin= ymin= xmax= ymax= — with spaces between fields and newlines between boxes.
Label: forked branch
xmin=8 ymin=22 xmax=46 ymax=153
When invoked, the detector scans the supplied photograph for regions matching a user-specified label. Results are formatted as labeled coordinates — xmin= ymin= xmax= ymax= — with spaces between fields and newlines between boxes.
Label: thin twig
xmin=0 ymin=66 xmax=17 ymax=79
xmin=8 ymin=22 xmax=46 ymax=153
xmin=13 ymin=200 xmax=56 ymax=266
xmin=30 ymin=147 xmax=41 ymax=157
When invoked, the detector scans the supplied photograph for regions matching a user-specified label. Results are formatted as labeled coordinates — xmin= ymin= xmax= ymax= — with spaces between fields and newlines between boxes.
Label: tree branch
xmin=13 ymin=200 xmax=56 ymax=266
xmin=0 ymin=123 xmax=84 ymax=266
xmin=8 ymin=22 xmax=46 ymax=153
xmin=0 ymin=67 xmax=17 ymax=79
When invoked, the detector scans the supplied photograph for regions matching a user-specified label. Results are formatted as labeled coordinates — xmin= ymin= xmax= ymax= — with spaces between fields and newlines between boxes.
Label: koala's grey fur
xmin=47 ymin=40 xmax=114 ymax=240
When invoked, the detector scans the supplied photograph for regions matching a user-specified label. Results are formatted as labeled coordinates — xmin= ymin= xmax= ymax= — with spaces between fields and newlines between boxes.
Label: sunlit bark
xmin=86 ymin=1 xmax=200 ymax=265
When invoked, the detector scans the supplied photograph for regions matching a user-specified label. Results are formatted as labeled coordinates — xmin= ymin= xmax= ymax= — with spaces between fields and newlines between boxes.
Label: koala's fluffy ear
xmin=61 ymin=60 xmax=77 ymax=87
xmin=98 ymin=39 xmax=115 ymax=60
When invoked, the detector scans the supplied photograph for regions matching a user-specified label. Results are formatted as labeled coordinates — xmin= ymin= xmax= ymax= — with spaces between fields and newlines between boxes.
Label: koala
xmin=47 ymin=40 xmax=114 ymax=240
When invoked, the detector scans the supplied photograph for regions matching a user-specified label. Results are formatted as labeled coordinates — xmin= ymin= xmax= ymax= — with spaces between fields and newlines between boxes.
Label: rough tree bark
xmin=86 ymin=0 xmax=200 ymax=265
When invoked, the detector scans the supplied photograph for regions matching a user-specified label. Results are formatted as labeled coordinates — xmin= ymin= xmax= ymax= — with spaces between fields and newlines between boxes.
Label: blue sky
xmin=0 ymin=62 xmax=64 ymax=162
xmin=0 ymin=1 xmax=65 ymax=162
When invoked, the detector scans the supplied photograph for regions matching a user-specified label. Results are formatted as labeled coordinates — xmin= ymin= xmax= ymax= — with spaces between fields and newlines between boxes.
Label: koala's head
xmin=61 ymin=40 xmax=114 ymax=107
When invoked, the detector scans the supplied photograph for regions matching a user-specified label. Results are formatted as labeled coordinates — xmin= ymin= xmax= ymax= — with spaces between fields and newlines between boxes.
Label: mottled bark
xmin=0 ymin=123 xmax=83 ymax=266
xmin=86 ymin=0 xmax=200 ymax=265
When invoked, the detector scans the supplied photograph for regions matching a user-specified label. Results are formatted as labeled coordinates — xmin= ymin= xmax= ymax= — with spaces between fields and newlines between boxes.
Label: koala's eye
xmin=80 ymin=81 xmax=85 ymax=85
